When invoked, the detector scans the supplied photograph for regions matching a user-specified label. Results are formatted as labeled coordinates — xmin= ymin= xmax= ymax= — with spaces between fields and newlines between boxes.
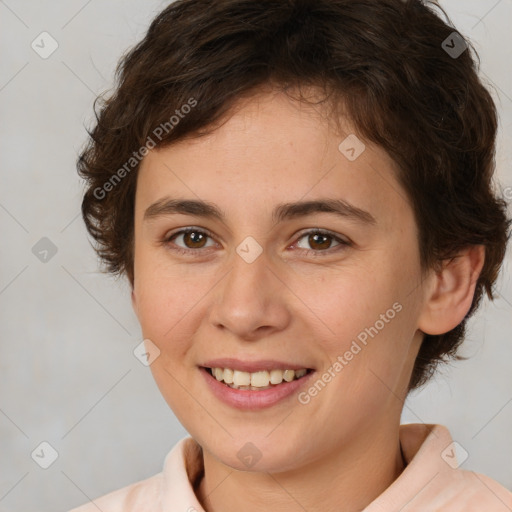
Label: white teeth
xmin=223 ymin=368 xmax=234 ymax=384
xmin=233 ymin=370 xmax=251 ymax=387
xmin=283 ymin=369 xmax=295 ymax=382
xmin=209 ymin=367 xmax=309 ymax=389
xmin=251 ymin=370 xmax=270 ymax=387
xmin=269 ymin=369 xmax=283 ymax=384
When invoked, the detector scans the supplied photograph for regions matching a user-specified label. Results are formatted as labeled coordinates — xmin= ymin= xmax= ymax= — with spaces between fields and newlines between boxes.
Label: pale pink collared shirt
xmin=70 ymin=424 xmax=512 ymax=511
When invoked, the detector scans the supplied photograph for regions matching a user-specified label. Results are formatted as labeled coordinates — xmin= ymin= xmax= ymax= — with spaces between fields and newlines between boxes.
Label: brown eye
xmin=307 ymin=233 xmax=333 ymax=250
xmin=295 ymin=230 xmax=348 ymax=254
xmin=166 ymin=228 xmax=215 ymax=252
xmin=182 ymin=231 xmax=207 ymax=248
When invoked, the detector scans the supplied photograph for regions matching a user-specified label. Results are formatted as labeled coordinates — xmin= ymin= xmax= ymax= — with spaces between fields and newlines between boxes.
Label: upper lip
xmin=201 ymin=358 xmax=314 ymax=373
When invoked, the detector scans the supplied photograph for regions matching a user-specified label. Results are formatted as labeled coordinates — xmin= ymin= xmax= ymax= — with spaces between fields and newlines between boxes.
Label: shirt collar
xmin=161 ymin=423 xmax=457 ymax=511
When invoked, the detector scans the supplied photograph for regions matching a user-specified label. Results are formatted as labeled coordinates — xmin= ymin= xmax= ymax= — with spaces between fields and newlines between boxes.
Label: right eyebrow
xmin=144 ymin=198 xmax=225 ymax=222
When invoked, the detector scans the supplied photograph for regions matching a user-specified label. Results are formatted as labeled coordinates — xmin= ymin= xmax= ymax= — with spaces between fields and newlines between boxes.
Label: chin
xmin=199 ymin=429 xmax=313 ymax=474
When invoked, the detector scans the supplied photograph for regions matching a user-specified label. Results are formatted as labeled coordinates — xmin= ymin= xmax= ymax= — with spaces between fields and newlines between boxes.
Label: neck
xmin=196 ymin=424 xmax=406 ymax=512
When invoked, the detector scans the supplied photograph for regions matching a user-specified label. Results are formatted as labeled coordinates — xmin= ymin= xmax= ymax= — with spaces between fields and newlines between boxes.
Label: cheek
xmin=133 ymin=252 xmax=224 ymax=365
xmin=293 ymin=262 xmax=415 ymax=386
xmin=291 ymin=265 xmax=397 ymax=348
xmin=134 ymin=253 xmax=192 ymax=340
xmin=136 ymin=277 xmax=199 ymax=342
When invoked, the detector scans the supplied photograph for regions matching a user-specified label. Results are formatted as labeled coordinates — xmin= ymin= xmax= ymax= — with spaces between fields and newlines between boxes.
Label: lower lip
xmin=200 ymin=367 xmax=315 ymax=410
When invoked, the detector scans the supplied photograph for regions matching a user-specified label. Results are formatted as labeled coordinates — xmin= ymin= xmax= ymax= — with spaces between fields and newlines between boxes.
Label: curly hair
xmin=78 ymin=0 xmax=511 ymax=390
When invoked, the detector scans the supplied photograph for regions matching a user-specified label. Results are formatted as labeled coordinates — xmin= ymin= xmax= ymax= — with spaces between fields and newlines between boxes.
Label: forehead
xmin=136 ymin=90 xmax=412 ymax=231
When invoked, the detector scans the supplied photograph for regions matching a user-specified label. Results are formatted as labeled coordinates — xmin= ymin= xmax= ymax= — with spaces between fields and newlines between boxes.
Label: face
xmin=131 ymin=89 xmax=428 ymax=472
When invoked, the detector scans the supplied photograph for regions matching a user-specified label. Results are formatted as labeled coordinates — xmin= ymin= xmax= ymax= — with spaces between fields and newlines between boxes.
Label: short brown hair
xmin=78 ymin=0 xmax=511 ymax=390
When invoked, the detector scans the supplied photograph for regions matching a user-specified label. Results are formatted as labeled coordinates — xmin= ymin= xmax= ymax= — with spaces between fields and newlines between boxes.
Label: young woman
xmin=70 ymin=0 xmax=511 ymax=510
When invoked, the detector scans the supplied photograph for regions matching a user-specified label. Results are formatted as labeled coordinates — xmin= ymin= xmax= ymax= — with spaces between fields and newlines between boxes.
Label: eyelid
xmin=163 ymin=226 xmax=218 ymax=254
xmin=294 ymin=228 xmax=350 ymax=245
xmin=163 ymin=226 xmax=351 ymax=255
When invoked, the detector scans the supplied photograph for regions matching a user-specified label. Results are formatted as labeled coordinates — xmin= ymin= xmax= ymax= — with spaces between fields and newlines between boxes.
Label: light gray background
xmin=0 ymin=1 xmax=511 ymax=511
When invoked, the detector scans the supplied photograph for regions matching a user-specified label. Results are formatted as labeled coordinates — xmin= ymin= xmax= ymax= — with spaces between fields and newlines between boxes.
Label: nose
xmin=208 ymin=248 xmax=291 ymax=341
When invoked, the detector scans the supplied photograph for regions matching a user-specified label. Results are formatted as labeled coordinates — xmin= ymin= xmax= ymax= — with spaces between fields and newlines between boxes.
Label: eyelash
xmin=162 ymin=227 xmax=351 ymax=257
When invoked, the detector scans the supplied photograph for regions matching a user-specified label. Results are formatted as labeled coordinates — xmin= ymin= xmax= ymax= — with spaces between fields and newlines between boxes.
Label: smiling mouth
xmin=203 ymin=366 xmax=313 ymax=390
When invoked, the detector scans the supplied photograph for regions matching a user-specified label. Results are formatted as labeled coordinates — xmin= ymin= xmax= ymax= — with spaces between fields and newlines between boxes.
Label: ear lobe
xmin=417 ymin=245 xmax=485 ymax=336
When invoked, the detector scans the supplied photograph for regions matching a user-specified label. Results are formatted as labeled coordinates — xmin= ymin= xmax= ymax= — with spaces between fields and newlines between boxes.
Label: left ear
xmin=417 ymin=245 xmax=485 ymax=336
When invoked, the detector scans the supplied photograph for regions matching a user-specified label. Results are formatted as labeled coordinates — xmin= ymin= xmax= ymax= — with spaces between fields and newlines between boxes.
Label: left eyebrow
xmin=143 ymin=197 xmax=376 ymax=226
xmin=272 ymin=199 xmax=376 ymax=225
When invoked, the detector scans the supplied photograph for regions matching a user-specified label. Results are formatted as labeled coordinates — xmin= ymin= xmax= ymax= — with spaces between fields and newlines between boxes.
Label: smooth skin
xmin=131 ymin=87 xmax=484 ymax=512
